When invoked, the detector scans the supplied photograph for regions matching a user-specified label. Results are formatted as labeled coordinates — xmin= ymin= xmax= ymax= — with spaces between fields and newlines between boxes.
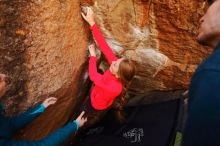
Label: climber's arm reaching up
xmin=81 ymin=7 xmax=118 ymax=64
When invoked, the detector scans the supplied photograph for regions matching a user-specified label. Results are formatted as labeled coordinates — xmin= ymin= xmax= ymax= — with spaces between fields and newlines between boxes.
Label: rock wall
xmin=0 ymin=0 xmax=211 ymax=142
xmin=93 ymin=0 xmax=211 ymax=94
xmin=1 ymin=0 xmax=89 ymax=140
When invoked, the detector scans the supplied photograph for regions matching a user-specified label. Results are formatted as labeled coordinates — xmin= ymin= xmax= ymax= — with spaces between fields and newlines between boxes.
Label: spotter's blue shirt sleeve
xmin=0 ymin=120 xmax=79 ymax=146
xmin=0 ymin=103 xmax=46 ymax=139
xmin=29 ymin=104 xmax=45 ymax=115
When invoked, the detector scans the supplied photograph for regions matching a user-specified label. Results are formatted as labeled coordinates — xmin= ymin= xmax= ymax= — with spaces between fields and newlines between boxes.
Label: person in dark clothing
xmin=182 ymin=1 xmax=220 ymax=146
xmin=0 ymin=73 xmax=87 ymax=146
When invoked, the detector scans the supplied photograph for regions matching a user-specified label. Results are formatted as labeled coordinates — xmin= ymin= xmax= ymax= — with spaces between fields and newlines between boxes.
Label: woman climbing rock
xmin=80 ymin=7 xmax=136 ymax=126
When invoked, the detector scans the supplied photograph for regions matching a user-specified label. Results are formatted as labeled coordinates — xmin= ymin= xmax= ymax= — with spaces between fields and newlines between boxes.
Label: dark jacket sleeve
xmin=2 ymin=120 xmax=79 ymax=146
xmin=182 ymin=69 xmax=220 ymax=146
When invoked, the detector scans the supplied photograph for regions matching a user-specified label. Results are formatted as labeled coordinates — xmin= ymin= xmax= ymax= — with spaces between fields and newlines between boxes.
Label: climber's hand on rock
xmin=88 ymin=44 xmax=96 ymax=57
xmin=76 ymin=111 xmax=87 ymax=128
xmin=81 ymin=7 xmax=95 ymax=26
xmin=43 ymin=97 xmax=57 ymax=108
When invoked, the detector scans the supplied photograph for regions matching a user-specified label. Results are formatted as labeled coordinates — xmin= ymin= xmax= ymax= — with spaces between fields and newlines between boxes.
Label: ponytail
xmin=113 ymin=58 xmax=136 ymax=123
xmin=113 ymin=87 xmax=127 ymax=123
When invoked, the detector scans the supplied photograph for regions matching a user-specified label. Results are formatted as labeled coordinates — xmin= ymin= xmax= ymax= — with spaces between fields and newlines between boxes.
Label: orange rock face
xmin=1 ymin=0 xmax=89 ymax=139
xmin=0 ymin=0 xmax=211 ymax=142
xmin=93 ymin=0 xmax=211 ymax=94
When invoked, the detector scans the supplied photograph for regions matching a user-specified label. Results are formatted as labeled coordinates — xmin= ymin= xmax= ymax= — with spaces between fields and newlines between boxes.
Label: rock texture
xmin=93 ymin=0 xmax=211 ymax=94
xmin=1 ymin=0 xmax=89 ymax=140
xmin=0 ymin=0 xmax=211 ymax=142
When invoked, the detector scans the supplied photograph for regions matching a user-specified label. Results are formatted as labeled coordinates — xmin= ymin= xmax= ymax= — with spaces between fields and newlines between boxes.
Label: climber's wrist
xmin=89 ymin=21 xmax=95 ymax=26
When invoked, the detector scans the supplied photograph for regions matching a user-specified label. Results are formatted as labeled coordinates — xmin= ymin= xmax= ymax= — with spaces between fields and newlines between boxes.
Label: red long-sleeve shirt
xmin=89 ymin=24 xmax=123 ymax=110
